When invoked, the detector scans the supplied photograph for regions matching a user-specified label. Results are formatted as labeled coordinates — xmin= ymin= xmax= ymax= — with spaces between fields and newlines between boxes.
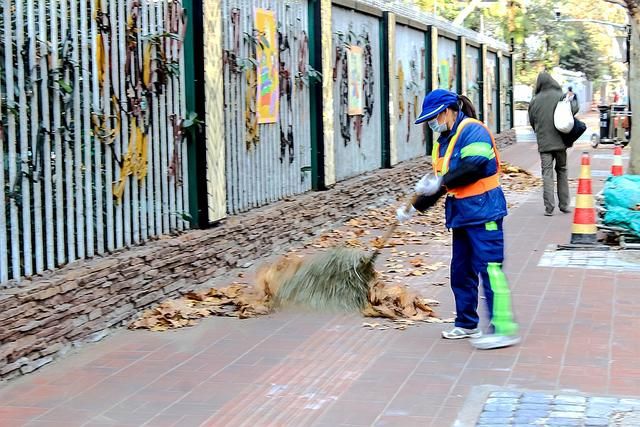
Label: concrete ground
xmin=0 ymin=117 xmax=638 ymax=427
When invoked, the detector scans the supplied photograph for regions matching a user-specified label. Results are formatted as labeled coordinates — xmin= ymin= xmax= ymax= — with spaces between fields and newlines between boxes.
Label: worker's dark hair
xmin=568 ymin=86 xmax=573 ymax=91
xmin=448 ymin=94 xmax=478 ymax=120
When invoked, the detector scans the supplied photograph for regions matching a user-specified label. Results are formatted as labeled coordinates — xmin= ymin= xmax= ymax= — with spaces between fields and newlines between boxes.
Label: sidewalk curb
xmin=453 ymin=385 xmax=500 ymax=427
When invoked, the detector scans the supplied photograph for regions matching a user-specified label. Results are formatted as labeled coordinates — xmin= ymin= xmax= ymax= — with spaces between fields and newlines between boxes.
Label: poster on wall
xmin=486 ymin=67 xmax=495 ymax=128
xmin=438 ymin=59 xmax=450 ymax=90
xmin=347 ymin=45 xmax=364 ymax=115
xmin=466 ymin=53 xmax=479 ymax=108
xmin=255 ymin=9 xmax=279 ymax=124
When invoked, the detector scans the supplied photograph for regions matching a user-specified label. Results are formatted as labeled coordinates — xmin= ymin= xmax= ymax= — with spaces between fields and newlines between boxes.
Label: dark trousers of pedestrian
xmin=450 ymin=220 xmax=518 ymax=336
xmin=540 ymin=149 xmax=569 ymax=214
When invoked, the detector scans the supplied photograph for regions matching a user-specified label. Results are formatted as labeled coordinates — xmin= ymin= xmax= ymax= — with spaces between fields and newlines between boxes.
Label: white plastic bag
xmin=554 ymin=97 xmax=574 ymax=133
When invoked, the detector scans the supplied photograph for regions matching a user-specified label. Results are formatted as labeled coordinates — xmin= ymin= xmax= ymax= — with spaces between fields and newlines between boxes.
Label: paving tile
xmin=513 ymin=408 xmax=549 ymax=418
xmin=584 ymin=418 xmax=609 ymax=426
xmin=478 ymin=411 xmax=514 ymax=420
xmin=517 ymin=402 xmax=550 ymax=411
xmin=382 ymin=394 xmax=445 ymax=418
xmin=489 ymin=391 xmax=522 ymax=399
xmin=0 ymin=406 xmax=49 ymax=422
xmin=311 ymin=399 xmax=387 ymax=426
xmin=545 ymin=418 xmax=583 ymax=426
xmin=467 ymin=354 xmax=517 ymax=371
xmin=458 ymin=365 xmax=512 ymax=385
xmin=372 ymin=415 xmax=434 ymax=427
xmin=552 ymin=404 xmax=586 ymax=412
xmin=32 ymin=407 xmax=93 ymax=424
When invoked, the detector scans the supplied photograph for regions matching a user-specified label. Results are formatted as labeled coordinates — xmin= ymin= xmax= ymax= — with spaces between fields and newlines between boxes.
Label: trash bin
xmin=598 ymin=105 xmax=611 ymax=139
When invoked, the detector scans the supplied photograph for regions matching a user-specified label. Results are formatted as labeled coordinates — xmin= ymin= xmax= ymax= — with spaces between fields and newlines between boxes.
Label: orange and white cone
xmin=567 ymin=152 xmax=600 ymax=246
xmin=611 ymin=145 xmax=623 ymax=176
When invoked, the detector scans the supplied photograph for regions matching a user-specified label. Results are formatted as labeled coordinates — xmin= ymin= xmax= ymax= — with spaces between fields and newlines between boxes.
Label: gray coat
xmin=528 ymin=72 xmax=579 ymax=152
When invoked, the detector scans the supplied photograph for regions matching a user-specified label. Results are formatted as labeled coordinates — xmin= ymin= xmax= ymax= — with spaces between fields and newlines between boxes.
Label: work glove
xmin=396 ymin=205 xmax=416 ymax=223
xmin=415 ymin=173 xmax=443 ymax=196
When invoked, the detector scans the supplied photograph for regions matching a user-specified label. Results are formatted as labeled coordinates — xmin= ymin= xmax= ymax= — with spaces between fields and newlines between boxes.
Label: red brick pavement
xmin=0 ymin=136 xmax=638 ymax=427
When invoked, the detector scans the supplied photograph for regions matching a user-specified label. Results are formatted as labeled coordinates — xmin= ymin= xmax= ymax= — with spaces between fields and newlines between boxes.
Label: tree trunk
xmin=629 ymin=17 xmax=640 ymax=173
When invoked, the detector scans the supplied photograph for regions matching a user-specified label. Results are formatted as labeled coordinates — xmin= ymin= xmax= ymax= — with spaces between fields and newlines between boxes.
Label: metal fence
xmin=332 ymin=5 xmax=382 ymax=181
xmin=465 ymin=44 xmax=481 ymax=118
xmin=437 ymin=36 xmax=458 ymax=92
xmin=0 ymin=0 xmax=189 ymax=284
xmin=221 ymin=0 xmax=312 ymax=215
xmin=485 ymin=51 xmax=499 ymax=133
xmin=394 ymin=24 xmax=427 ymax=162
xmin=501 ymin=56 xmax=513 ymax=131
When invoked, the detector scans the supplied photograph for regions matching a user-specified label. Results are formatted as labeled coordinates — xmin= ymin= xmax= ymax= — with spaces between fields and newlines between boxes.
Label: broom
xmin=274 ymin=196 xmax=417 ymax=312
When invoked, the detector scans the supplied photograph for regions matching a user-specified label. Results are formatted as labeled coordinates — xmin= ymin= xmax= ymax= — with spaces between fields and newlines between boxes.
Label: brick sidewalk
xmin=0 ymin=140 xmax=638 ymax=427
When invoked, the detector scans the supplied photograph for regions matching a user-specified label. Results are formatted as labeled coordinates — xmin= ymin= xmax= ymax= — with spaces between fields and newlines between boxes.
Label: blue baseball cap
xmin=415 ymin=89 xmax=458 ymax=124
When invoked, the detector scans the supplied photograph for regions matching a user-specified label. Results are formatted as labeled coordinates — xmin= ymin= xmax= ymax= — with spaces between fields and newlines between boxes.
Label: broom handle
xmin=370 ymin=195 xmax=418 ymax=261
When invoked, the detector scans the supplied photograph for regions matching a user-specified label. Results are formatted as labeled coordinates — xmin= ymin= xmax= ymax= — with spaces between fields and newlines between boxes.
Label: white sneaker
xmin=442 ymin=327 xmax=482 ymax=340
xmin=470 ymin=334 xmax=521 ymax=350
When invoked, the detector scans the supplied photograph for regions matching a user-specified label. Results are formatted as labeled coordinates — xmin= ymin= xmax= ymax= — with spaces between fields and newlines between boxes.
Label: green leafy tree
xmin=603 ymin=0 xmax=640 ymax=173
xmin=412 ymin=0 xmax=464 ymax=21
xmin=558 ymin=25 xmax=607 ymax=81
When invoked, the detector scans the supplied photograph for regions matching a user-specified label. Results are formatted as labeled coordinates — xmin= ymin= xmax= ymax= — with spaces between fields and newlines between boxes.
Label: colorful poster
xmin=347 ymin=45 xmax=364 ymax=115
xmin=438 ymin=59 xmax=450 ymax=90
xmin=255 ymin=9 xmax=278 ymax=124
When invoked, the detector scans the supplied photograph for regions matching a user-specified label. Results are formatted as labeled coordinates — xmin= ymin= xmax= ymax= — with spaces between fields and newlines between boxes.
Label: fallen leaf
xmin=424 ymin=262 xmax=446 ymax=271
xmin=394 ymin=319 xmax=416 ymax=325
xmin=409 ymin=257 xmax=424 ymax=267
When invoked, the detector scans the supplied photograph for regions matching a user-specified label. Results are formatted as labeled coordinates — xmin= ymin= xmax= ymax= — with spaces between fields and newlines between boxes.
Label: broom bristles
xmin=274 ymin=247 xmax=375 ymax=312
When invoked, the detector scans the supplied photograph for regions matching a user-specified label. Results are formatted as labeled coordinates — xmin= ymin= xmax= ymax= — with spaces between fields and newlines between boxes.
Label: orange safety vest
xmin=431 ymin=118 xmax=501 ymax=199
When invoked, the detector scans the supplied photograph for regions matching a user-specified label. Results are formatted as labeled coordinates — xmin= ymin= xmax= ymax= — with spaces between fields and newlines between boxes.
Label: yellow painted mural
xmin=255 ymin=9 xmax=279 ymax=124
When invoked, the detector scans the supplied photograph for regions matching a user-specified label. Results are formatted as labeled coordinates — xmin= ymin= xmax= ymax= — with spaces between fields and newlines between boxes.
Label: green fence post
xmin=496 ymin=52 xmax=502 ymax=134
xmin=424 ymin=27 xmax=433 ymax=155
xmin=183 ymin=0 xmax=208 ymax=227
xmin=509 ymin=55 xmax=515 ymax=128
xmin=380 ymin=12 xmax=391 ymax=169
xmin=309 ymin=0 xmax=326 ymax=190
xmin=479 ymin=44 xmax=485 ymax=122
xmin=456 ymin=36 xmax=463 ymax=94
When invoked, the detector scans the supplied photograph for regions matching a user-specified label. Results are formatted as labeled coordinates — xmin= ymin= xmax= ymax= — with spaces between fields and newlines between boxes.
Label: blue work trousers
xmin=450 ymin=219 xmax=518 ymax=336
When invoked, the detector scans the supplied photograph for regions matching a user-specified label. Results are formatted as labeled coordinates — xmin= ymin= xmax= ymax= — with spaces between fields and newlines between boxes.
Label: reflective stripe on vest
xmin=431 ymin=118 xmax=501 ymax=199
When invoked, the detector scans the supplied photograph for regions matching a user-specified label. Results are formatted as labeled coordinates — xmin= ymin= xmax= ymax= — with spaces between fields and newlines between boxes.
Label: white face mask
xmin=428 ymin=116 xmax=448 ymax=133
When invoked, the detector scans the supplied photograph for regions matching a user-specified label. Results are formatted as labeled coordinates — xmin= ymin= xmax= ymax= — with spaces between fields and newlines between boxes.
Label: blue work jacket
xmin=436 ymin=112 xmax=508 ymax=228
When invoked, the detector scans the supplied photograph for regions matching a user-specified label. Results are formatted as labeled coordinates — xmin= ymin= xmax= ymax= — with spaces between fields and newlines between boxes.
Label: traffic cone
xmin=611 ymin=145 xmax=624 ymax=176
xmin=559 ymin=152 xmax=608 ymax=250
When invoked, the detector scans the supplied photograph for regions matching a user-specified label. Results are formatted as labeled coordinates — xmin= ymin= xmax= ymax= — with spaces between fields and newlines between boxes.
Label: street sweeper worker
xmin=396 ymin=89 xmax=520 ymax=350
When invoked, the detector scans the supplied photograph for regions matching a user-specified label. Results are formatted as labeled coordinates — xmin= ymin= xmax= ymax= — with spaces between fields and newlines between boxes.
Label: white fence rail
xmin=0 ymin=0 xmax=189 ymax=286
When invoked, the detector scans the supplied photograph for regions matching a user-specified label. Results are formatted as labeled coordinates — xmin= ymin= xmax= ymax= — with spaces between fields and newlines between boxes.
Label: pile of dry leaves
xmin=129 ymin=284 xmax=272 ymax=332
xmin=500 ymin=162 xmax=542 ymax=192
xmin=130 ymin=254 xmax=442 ymax=332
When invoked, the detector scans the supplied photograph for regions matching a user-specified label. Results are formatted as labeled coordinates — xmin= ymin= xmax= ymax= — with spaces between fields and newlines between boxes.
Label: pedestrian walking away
xmin=528 ymin=72 xmax=579 ymax=216
xmin=395 ymin=89 xmax=520 ymax=350
xmin=566 ymin=86 xmax=577 ymax=103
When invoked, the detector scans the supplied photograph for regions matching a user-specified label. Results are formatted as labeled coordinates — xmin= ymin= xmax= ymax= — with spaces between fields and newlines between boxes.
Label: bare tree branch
xmin=452 ymin=0 xmax=484 ymax=26
xmin=603 ymin=0 xmax=627 ymax=7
